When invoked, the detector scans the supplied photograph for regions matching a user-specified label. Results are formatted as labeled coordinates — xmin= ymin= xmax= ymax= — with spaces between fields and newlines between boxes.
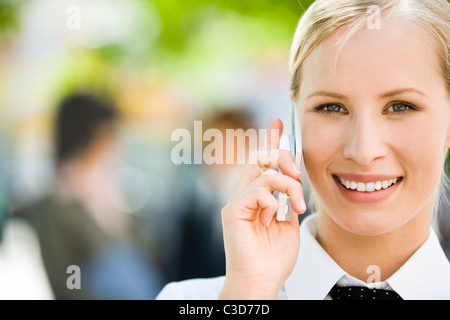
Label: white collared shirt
xmin=156 ymin=213 xmax=450 ymax=300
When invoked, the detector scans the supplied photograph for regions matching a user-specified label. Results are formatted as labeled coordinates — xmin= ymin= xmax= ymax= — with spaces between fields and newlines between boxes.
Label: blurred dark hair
xmin=54 ymin=93 xmax=118 ymax=166
xmin=203 ymin=109 xmax=255 ymax=131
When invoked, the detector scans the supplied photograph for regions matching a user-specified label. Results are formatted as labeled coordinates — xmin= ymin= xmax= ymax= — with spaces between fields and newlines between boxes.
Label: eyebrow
xmin=380 ymin=88 xmax=427 ymax=99
xmin=307 ymin=88 xmax=428 ymax=100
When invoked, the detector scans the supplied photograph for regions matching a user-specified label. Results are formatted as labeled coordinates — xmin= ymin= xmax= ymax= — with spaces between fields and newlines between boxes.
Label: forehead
xmin=298 ymin=15 xmax=443 ymax=99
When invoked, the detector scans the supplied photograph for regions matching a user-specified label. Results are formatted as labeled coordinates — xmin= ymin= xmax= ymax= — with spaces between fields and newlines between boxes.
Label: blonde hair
xmin=289 ymin=0 xmax=450 ymax=99
xmin=289 ymin=0 xmax=450 ymax=222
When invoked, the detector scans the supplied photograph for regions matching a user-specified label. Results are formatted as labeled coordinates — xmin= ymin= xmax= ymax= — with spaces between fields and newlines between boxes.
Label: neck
xmin=54 ymin=155 xmax=100 ymax=200
xmin=54 ymin=154 xmax=130 ymax=236
xmin=316 ymin=204 xmax=432 ymax=282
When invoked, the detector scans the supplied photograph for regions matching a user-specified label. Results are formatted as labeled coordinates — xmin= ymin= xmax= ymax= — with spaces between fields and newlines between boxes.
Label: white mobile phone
xmin=276 ymin=104 xmax=303 ymax=221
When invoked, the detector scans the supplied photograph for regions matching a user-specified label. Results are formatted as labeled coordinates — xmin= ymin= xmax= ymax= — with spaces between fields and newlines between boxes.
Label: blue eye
xmin=385 ymin=102 xmax=416 ymax=113
xmin=317 ymin=103 xmax=347 ymax=114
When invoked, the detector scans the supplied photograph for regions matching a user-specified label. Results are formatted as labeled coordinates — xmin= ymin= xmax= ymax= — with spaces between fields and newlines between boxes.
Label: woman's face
xmin=298 ymin=15 xmax=450 ymax=236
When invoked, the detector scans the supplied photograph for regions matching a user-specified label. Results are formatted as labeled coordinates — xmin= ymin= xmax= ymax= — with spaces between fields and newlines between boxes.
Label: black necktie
xmin=328 ymin=284 xmax=403 ymax=300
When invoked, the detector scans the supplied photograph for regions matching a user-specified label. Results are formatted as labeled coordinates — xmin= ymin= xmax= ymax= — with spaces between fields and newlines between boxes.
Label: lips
xmin=332 ymin=173 xmax=403 ymax=204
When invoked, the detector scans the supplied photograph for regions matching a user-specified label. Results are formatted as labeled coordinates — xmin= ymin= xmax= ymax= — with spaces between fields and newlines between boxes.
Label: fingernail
xmin=299 ymin=197 xmax=307 ymax=212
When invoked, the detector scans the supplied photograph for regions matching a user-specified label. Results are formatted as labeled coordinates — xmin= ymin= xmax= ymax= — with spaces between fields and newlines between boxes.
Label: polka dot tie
xmin=328 ymin=284 xmax=403 ymax=300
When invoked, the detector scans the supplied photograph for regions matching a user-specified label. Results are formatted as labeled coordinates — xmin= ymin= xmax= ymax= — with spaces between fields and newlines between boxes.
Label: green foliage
xmin=1 ymin=0 xmax=315 ymax=105
xmin=0 ymin=0 xmax=23 ymax=39
xmin=149 ymin=0 xmax=313 ymax=58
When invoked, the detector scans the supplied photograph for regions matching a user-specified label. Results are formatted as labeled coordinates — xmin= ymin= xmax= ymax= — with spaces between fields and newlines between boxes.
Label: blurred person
xmin=18 ymin=93 xmax=163 ymax=299
xmin=171 ymin=109 xmax=259 ymax=281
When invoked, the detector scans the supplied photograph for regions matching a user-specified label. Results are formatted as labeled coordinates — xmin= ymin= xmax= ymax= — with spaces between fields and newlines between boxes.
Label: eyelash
xmin=383 ymin=102 xmax=418 ymax=114
xmin=314 ymin=101 xmax=418 ymax=115
xmin=315 ymin=103 xmax=347 ymax=114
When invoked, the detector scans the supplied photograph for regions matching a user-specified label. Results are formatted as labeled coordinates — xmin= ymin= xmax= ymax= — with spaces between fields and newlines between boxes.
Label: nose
xmin=342 ymin=115 xmax=388 ymax=166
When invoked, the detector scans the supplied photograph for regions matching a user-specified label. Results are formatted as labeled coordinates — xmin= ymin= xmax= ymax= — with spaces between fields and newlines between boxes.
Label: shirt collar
xmin=284 ymin=213 xmax=450 ymax=300
xmin=284 ymin=213 xmax=345 ymax=299
xmin=387 ymin=228 xmax=450 ymax=299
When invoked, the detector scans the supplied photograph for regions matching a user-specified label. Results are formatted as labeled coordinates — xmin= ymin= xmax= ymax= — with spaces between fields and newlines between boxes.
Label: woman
xmin=157 ymin=0 xmax=450 ymax=299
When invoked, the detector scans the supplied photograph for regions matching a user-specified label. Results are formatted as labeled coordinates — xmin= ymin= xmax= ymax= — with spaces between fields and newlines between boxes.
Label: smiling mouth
xmin=333 ymin=175 xmax=403 ymax=192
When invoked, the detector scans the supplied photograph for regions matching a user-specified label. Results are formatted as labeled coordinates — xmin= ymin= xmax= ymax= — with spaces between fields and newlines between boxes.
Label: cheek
xmin=302 ymin=119 xmax=345 ymax=178
xmin=398 ymin=110 xmax=446 ymax=157
xmin=395 ymin=116 xmax=446 ymax=189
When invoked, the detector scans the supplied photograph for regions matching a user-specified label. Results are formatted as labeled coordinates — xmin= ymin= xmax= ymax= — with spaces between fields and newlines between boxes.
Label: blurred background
xmin=0 ymin=0 xmax=449 ymax=300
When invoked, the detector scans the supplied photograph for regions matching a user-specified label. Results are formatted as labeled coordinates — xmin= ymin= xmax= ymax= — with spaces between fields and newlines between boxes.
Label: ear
xmin=290 ymin=92 xmax=294 ymax=102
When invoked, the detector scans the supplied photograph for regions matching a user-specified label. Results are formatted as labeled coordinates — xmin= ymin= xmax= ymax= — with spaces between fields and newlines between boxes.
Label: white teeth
xmin=338 ymin=176 xmax=401 ymax=192
xmin=375 ymin=181 xmax=382 ymax=190
xmin=365 ymin=182 xmax=375 ymax=192
xmin=357 ymin=182 xmax=365 ymax=192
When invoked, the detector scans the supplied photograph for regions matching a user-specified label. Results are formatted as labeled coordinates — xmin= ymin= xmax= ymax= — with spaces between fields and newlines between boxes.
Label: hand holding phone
xmin=219 ymin=117 xmax=304 ymax=299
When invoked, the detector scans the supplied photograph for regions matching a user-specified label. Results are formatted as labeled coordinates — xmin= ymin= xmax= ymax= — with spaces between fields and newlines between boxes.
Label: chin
xmin=330 ymin=207 xmax=408 ymax=237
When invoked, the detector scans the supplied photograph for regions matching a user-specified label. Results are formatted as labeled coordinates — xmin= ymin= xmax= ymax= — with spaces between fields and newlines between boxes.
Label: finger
xmin=222 ymin=184 xmax=277 ymax=226
xmin=278 ymin=150 xmax=301 ymax=180
xmin=233 ymin=119 xmax=285 ymax=195
xmin=248 ymin=149 xmax=300 ymax=179
xmin=243 ymin=149 xmax=294 ymax=198
xmin=248 ymin=149 xmax=280 ymax=169
xmin=255 ymin=188 xmax=279 ymax=227
xmin=257 ymin=169 xmax=306 ymax=214
xmin=236 ymin=149 xmax=300 ymax=199
xmin=263 ymin=118 xmax=283 ymax=151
